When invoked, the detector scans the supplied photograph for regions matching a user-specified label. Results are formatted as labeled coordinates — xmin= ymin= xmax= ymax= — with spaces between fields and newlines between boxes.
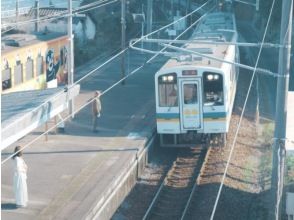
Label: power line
xmin=2 ymin=0 xmax=205 ymax=132
xmin=131 ymin=0 xmax=213 ymax=46
xmin=1 ymin=0 xmax=118 ymax=28
xmin=1 ymin=2 xmax=211 ymax=164
xmin=209 ymin=0 xmax=276 ymax=219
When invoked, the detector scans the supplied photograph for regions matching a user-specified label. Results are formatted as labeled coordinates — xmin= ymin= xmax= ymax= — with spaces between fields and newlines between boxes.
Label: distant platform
xmin=1 ymin=85 xmax=80 ymax=150
xmin=286 ymin=91 xmax=294 ymax=155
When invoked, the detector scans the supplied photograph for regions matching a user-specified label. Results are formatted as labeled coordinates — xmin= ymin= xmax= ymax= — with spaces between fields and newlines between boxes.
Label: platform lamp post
xmin=35 ymin=0 xmax=39 ymax=32
xmin=16 ymin=0 xmax=19 ymax=28
xmin=132 ymin=13 xmax=145 ymax=50
xmin=121 ymin=0 xmax=126 ymax=85
xmin=68 ymin=0 xmax=75 ymax=118
xmin=271 ymin=0 xmax=293 ymax=219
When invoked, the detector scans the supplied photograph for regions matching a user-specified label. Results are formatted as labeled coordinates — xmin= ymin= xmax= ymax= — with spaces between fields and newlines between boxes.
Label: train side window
xmin=26 ymin=58 xmax=34 ymax=80
xmin=36 ymin=55 xmax=44 ymax=75
xmin=203 ymin=72 xmax=224 ymax=106
xmin=14 ymin=63 xmax=23 ymax=85
xmin=158 ymin=73 xmax=178 ymax=107
xmin=2 ymin=68 xmax=12 ymax=90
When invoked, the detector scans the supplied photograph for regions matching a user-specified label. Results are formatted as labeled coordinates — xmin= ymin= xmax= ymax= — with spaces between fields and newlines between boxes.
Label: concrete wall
xmin=85 ymin=135 xmax=155 ymax=220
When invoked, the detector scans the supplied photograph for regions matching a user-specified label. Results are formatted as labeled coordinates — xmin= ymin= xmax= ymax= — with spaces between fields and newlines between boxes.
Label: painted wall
xmin=1 ymin=35 xmax=69 ymax=93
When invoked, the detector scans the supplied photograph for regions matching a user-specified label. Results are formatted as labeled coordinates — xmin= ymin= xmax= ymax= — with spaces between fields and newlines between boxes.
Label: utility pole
xmin=147 ymin=0 xmax=153 ymax=34
xmin=256 ymin=0 xmax=259 ymax=11
xmin=16 ymin=0 xmax=19 ymax=28
xmin=35 ymin=0 xmax=39 ymax=32
xmin=271 ymin=0 xmax=292 ymax=219
xmin=68 ymin=0 xmax=75 ymax=118
xmin=121 ymin=0 xmax=126 ymax=85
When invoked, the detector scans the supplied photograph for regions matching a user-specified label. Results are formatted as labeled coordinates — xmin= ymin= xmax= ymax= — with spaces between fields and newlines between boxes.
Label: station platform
xmin=1 ymin=51 xmax=164 ymax=220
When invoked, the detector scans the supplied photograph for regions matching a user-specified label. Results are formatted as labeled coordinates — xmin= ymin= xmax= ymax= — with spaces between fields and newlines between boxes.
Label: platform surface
xmin=1 ymin=51 xmax=164 ymax=220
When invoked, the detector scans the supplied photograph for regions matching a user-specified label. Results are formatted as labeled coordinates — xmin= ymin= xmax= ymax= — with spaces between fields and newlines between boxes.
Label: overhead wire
xmin=2 ymin=0 xmax=211 ymax=133
xmin=1 ymin=1 xmax=212 ymax=164
xmin=1 ymin=0 xmax=119 ymax=28
xmin=209 ymin=0 xmax=277 ymax=219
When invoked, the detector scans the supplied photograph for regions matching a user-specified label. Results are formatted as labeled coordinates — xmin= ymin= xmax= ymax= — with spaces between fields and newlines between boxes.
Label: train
xmin=1 ymin=32 xmax=69 ymax=94
xmin=155 ymin=11 xmax=239 ymax=147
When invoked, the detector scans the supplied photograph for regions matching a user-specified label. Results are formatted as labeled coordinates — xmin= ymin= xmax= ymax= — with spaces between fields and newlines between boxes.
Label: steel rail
xmin=142 ymin=161 xmax=175 ymax=220
xmin=143 ymin=147 xmax=206 ymax=220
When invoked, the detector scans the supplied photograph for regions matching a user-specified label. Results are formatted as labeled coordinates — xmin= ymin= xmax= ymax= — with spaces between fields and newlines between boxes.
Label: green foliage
xmin=286 ymin=156 xmax=294 ymax=184
xmin=261 ymin=122 xmax=274 ymax=145
xmin=259 ymin=0 xmax=282 ymax=42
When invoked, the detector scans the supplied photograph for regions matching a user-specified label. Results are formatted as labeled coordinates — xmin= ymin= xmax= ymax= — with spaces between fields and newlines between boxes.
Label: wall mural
xmin=46 ymin=49 xmax=60 ymax=82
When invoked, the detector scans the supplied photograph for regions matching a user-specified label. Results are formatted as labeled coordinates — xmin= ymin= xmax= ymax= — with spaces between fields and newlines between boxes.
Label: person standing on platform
xmin=92 ymin=90 xmax=102 ymax=132
xmin=12 ymin=146 xmax=28 ymax=208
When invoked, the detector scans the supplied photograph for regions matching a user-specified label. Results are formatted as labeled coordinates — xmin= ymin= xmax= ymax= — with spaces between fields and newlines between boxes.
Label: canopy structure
xmin=1 ymin=85 xmax=80 ymax=150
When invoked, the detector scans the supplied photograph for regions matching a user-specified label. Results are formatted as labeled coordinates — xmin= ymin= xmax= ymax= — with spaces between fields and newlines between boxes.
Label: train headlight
xmin=213 ymin=74 xmax=219 ymax=80
xmin=207 ymin=74 xmax=214 ymax=81
xmin=162 ymin=76 xmax=168 ymax=82
xmin=167 ymin=75 xmax=174 ymax=82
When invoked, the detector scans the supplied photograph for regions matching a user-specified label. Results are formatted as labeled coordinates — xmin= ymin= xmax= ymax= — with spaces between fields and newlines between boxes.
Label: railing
xmin=1 ymin=6 xmax=31 ymax=18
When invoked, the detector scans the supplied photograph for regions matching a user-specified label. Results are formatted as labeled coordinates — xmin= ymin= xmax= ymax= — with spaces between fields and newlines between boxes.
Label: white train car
xmin=155 ymin=12 xmax=239 ymax=147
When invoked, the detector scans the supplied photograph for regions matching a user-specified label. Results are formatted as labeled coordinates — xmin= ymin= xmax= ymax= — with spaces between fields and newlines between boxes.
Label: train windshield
xmin=203 ymin=72 xmax=224 ymax=106
xmin=158 ymin=73 xmax=178 ymax=107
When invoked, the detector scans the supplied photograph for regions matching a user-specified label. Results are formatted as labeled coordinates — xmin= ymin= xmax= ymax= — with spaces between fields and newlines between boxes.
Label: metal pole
xmin=141 ymin=21 xmax=144 ymax=50
xmin=256 ymin=0 xmax=260 ymax=11
xmin=16 ymin=0 xmax=19 ymax=28
xmin=68 ymin=0 xmax=75 ymax=118
xmin=147 ymin=0 xmax=153 ymax=34
xmin=141 ymin=4 xmax=144 ymax=50
xmin=255 ymin=75 xmax=260 ymax=128
xmin=271 ymin=0 xmax=292 ymax=219
xmin=121 ymin=0 xmax=126 ymax=85
xmin=35 ymin=0 xmax=39 ymax=32
xmin=171 ymin=0 xmax=174 ymax=17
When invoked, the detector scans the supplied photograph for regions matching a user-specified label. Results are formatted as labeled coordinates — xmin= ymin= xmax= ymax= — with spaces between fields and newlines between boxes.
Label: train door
xmin=179 ymin=79 xmax=203 ymax=131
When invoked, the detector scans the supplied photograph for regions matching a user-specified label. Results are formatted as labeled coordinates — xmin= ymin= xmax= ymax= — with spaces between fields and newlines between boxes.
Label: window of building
xmin=2 ymin=68 xmax=12 ymax=90
xmin=14 ymin=63 xmax=23 ymax=85
xmin=203 ymin=71 xmax=224 ymax=106
xmin=36 ymin=55 xmax=43 ymax=75
xmin=26 ymin=58 xmax=34 ymax=80
xmin=158 ymin=73 xmax=178 ymax=107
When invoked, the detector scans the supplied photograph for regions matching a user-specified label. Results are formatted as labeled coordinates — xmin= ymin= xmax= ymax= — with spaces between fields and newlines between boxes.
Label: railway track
xmin=143 ymin=145 xmax=209 ymax=220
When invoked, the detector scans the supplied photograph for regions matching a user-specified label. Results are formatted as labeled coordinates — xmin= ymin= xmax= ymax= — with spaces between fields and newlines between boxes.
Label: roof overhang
xmin=1 ymin=85 xmax=80 ymax=150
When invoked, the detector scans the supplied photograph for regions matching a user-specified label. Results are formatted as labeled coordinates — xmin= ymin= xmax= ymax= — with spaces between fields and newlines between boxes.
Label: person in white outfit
xmin=13 ymin=146 xmax=28 ymax=208
xmin=92 ymin=90 xmax=102 ymax=132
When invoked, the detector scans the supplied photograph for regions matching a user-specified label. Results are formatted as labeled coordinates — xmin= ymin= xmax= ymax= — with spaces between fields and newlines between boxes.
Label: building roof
xmin=1 ymin=32 xmax=67 ymax=54
xmin=27 ymin=7 xmax=67 ymax=18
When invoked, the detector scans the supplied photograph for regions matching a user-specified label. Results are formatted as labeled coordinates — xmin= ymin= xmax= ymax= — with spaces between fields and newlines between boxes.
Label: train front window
xmin=203 ymin=72 xmax=224 ymax=106
xmin=184 ymin=84 xmax=197 ymax=104
xmin=158 ymin=73 xmax=178 ymax=107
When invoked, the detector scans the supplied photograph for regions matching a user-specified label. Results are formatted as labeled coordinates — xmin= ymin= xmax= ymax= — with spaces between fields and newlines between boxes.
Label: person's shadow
xmin=1 ymin=203 xmax=18 ymax=210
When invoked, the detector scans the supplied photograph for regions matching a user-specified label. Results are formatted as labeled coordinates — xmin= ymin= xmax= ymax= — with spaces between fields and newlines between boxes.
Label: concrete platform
xmin=1 ymin=51 xmax=165 ymax=220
